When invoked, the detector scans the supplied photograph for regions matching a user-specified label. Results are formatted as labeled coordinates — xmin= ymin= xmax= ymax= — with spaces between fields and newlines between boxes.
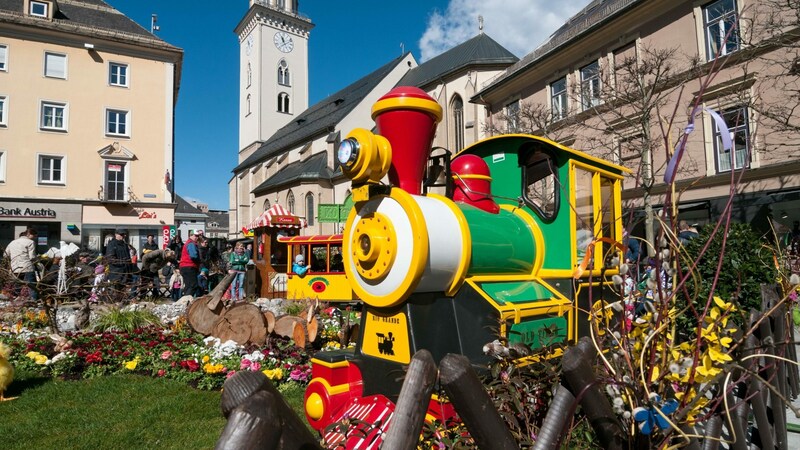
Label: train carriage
xmin=304 ymin=86 xmax=630 ymax=443
xmin=279 ymin=234 xmax=357 ymax=303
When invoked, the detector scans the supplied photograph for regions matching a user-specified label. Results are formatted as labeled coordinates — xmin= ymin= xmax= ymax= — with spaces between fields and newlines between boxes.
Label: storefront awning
xmin=248 ymin=204 xmax=307 ymax=230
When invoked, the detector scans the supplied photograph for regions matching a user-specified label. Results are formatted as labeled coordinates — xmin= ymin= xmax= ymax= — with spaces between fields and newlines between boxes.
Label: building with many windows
xmin=0 ymin=0 xmax=182 ymax=254
xmin=472 ymin=0 xmax=800 ymax=238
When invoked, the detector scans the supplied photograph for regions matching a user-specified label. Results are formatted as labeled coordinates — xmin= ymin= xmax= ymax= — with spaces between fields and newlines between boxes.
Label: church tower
xmin=235 ymin=0 xmax=313 ymax=163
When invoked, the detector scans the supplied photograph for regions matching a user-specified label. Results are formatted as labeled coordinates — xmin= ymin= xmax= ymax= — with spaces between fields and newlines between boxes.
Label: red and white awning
xmin=247 ymin=204 xmax=307 ymax=230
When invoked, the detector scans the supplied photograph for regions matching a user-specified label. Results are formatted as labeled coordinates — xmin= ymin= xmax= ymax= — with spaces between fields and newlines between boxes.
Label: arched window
xmin=263 ymin=198 xmax=270 ymax=211
xmin=278 ymin=60 xmax=290 ymax=86
xmin=451 ymin=94 xmax=464 ymax=152
xmin=277 ymin=0 xmax=286 ymax=10
xmin=247 ymin=63 xmax=252 ymax=87
xmin=305 ymin=193 xmax=315 ymax=226
xmin=246 ymin=94 xmax=251 ymax=115
xmin=278 ymin=92 xmax=290 ymax=113
xmin=286 ymin=190 xmax=295 ymax=214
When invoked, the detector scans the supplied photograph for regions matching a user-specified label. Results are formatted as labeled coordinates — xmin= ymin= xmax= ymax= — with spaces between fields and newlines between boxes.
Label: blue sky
xmin=105 ymin=1 xmax=585 ymax=210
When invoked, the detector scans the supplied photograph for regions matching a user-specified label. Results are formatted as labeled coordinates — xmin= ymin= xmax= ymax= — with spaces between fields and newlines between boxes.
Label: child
xmin=89 ymin=264 xmax=106 ymax=303
xmin=169 ymin=271 xmax=183 ymax=302
xmin=197 ymin=267 xmax=209 ymax=296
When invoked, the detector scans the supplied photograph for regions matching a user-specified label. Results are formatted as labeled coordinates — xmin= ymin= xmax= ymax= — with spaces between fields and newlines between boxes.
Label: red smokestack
xmin=371 ymin=87 xmax=442 ymax=195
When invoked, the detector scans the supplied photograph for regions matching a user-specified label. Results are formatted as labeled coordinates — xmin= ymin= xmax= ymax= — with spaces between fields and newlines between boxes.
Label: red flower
xmin=157 ymin=369 xmax=166 ymax=377
xmin=180 ymin=360 xmax=200 ymax=372
xmin=85 ymin=351 xmax=103 ymax=364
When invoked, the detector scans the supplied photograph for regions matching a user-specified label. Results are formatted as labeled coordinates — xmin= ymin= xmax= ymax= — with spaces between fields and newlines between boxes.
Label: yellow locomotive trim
xmin=351 ymin=212 xmax=397 ymax=281
xmin=371 ymin=96 xmax=443 ymax=122
xmin=452 ymin=173 xmax=492 ymax=181
xmin=343 ymin=128 xmax=392 ymax=185
xmin=426 ymin=193 xmax=471 ymax=296
xmin=345 ymin=188 xmax=429 ymax=308
xmin=499 ymin=204 xmax=544 ymax=276
xmin=307 ymin=377 xmax=352 ymax=396
xmin=455 ymin=133 xmax=631 ymax=174
xmin=309 ymin=358 xmax=350 ymax=369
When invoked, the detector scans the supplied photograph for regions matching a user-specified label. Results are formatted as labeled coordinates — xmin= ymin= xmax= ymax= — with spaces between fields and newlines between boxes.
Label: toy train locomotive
xmin=303 ymin=87 xmax=629 ymax=444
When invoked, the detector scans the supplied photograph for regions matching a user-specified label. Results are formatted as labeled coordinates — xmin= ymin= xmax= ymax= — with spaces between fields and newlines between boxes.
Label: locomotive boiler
xmin=304 ymin=86 xmax=629 ymax=445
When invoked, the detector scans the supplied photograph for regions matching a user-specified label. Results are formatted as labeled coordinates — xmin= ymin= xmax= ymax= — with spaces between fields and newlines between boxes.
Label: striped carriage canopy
xmin=247 ymin=203 xmax=307 ymax=230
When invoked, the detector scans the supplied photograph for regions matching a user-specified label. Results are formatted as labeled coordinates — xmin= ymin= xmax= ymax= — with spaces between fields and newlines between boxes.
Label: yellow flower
xmin=262 ymin=368 xmax=284 ymax=380
xmin=202 ymin=355 xmax=210 ymax=363
xmin=713 ymin=296 xmax=736 ymax=312
xmin=26 ymin=351 xmax=48 ymax=364
xmin=203 ymin=363 xmax=225 ymax=374
xmin=124 ymin=358 xmax=139 ymax=370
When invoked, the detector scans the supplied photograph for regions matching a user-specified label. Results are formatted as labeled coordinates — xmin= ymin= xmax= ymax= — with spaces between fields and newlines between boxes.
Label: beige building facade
xmin=0 ymin=0 xmax=182 ymax=254
xmin=473 ymin=0 xmax=800 ymax=237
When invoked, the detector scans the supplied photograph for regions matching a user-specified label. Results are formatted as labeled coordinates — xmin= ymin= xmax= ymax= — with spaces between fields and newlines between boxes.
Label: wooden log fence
xmin=213 ymin=285 xmax=800 ymax=449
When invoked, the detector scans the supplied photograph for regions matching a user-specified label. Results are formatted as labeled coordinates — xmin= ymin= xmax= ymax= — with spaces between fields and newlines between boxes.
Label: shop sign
xmin=0 ymin=206 xmax=57 ymax=218
xmin=138 ymin=211 xmax=158 ymax=219
xmin=271 ymin=215 xmax=299 ymax=225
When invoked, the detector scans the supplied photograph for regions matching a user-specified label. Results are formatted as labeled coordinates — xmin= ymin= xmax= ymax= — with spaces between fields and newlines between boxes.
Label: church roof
xmin=0 ymin=0 xmax=181 ymax=51
xmin=398 ymin=33 xmax=518 ymax=89
xmin=252 ymin=151 xmax=334 ymax=195
xmin=233 ymin=52 xmax=413 ymax=173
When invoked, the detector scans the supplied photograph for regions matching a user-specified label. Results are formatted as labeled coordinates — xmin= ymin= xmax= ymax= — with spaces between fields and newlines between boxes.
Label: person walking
xmin=3 ymin=228 xmax=39 ymax=300
xmin=228 ymin=242 xmax=249 ymax=302
xmin=179 ymin=232 xmax=202 ymax=297
xmin=105 ymin=228 xmax=131 ymax=302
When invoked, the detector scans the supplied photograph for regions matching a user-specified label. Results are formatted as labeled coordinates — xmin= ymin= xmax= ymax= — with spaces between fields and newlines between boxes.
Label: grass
xmin=0 ymin=371 xmax=309 ymax=449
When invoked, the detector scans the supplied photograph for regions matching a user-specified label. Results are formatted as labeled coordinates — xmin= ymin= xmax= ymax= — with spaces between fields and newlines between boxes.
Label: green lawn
xmin=0 ymin=371 xmax=308 ymax=450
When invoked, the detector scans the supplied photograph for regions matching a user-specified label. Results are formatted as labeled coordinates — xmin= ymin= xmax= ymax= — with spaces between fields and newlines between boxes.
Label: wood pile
xmin=186 ymin=273 xmax=320 ymax=348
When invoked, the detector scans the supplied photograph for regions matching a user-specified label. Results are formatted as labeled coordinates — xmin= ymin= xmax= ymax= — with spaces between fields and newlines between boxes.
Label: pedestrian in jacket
xmin=105 ymin=228 xmax=131 ymax=301
xmin=179 ymin=233 xmax=202 ymax=297
xmin=3 ymin=228 xmax=39 ymax=299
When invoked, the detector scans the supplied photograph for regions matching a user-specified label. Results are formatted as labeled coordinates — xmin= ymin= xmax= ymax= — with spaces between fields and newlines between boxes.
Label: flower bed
xmin=0 ymin=314 xmax=346 ymax=391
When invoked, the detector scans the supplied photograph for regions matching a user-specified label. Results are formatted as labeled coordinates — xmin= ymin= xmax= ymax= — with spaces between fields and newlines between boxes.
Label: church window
xmin=451 ymin=94 xmax=464 ymax=152
xmin=278 ymin=92 xmax=290 ymax=113
xmin=287 ymin=190 xmax=295 ymax=214
xmin=278 ymin=60 xmax=291 ymax=86
xmin=247 ymin=63 xmax=252 ymax=88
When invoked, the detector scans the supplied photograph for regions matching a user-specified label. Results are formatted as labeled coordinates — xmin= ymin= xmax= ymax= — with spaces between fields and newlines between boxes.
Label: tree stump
xmin=263 ymin=311 xmax=276 ymax=334
xmin=187 ymin=296 xmax=225 ymax=335
xmin=273 ymin=315 xmax=305 ymax=339
xmin=212 ymin=303 xmax=269 ymax=345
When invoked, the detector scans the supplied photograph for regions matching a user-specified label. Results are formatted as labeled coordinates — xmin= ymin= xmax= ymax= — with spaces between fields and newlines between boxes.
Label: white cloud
xmin=419 ymin=0 xmax=587 ymax=61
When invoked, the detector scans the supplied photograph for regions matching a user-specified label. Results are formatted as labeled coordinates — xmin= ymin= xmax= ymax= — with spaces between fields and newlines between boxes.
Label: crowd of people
xmin=1 ymin=227 xmax=252 ymax=305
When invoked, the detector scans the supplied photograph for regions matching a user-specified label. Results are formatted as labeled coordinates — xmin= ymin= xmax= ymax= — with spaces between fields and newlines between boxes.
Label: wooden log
xmin=215 ymin=390 xmax=281 ymax=450
xmin=749 ymin=378 xmax=774 ymax=450
xmin=439 ymin=353 xmax=517 ymax=450
xmin=212 ymin=303 xmax=268 ymax=345
xmin=561 ymin=345 xmax=626 ymax=450
xmin=532 ymin=385 xmax=576 ymax=450
xmin=207 ymin=272 xmax=236 ymax=310
xmin=788 ymin=317 xmax=800 ymax=397
xmin=187 ymin=295 xmax=225 ymax=335
xmin=273 ymin=315 xmax=305 ymax=338
xmin=382 ymin=350 xmax=437 ymax=450
xmin=291 ymin=321 xmax=308 ymax=348
xmin=307 ymin=316 xmax=319 ymax=343
xmin=701 ymin=415 xmax=722 ymax=450
xmin=258 ymin=372 xmax=323 ymax=449
xmin=220 ymin=370 xmax=270 ymax=418
xmin=724 ymin=389 xmax=749 ymax=450
xmin=263 ymin=310 xmax=276 ymax=334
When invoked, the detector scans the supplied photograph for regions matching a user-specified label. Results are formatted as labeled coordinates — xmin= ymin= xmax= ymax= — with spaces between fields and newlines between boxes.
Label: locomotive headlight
xmin=337 ymin=138 xmax=359 ymax=168
xmin=352 ymin=212 xmax=397 ymax=281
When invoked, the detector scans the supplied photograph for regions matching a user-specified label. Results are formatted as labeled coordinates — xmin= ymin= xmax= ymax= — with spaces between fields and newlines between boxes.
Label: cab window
xmin=523 ymin=151 xmax=558 ymax=221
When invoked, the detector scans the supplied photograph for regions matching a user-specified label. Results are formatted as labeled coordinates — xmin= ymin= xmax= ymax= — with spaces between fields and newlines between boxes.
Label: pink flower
xmin=240 ymin=359 xmax=252 ymax=370
xmin=250 ymin=361 xmax=261 ymax=371
xmin=161 ymin=350 xmax=173 ymax=360
xmin=157 ymin=369 xmax=166 ymax=377
xmin=226 ymin=370 xmax=237 ymax=379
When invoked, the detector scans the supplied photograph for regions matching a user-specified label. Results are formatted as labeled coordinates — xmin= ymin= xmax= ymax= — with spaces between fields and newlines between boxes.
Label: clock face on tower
xmin=245 ymin=34 xmax=254 ymax=55
xmin=273 ymin=31 xmax=294 ymax=53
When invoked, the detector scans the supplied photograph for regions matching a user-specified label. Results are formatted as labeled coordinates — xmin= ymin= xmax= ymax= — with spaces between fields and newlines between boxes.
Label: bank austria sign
xmin=0 ymin=206 xmax=57 ymax=218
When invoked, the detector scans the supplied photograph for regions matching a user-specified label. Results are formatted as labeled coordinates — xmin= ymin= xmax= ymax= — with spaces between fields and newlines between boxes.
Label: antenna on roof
xmin=478 ymin=15 xmax=484 ymax=34
xmin=151 ymin=14 xmax=160 ymax=34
